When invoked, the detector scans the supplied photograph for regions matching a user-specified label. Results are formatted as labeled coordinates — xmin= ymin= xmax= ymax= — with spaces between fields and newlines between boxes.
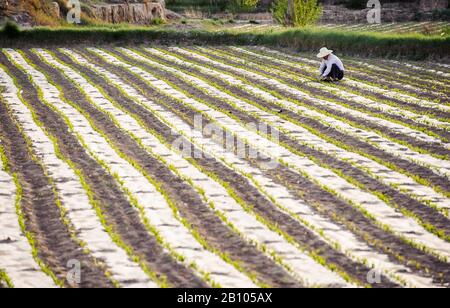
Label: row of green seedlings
xmin=0 ymin=127 xmax=53 ymax=288
xmin=198 ymin=46 xmax=448 ymax=145
xmin=59 ymin=47 xmax=358 ymax=287
xmin=11 ymin=49 xmax=261 ymax=289
xmin=258 ymin=46 xmax=448 ymax=102
xmin=120 ymin=46 xmax=450 ymax=257
xmin=301 ymin=49 xmax=450 ymax=99
xmin=167 ymin=46 xmax=447 ymax=221
xmin=0 ymin=66 xmax=81 ymax=288
xmin=90 ymin=45 xmax=445 ymax=268
xmin=232 ymin=46 xmax=450 ymax=120
xmin=67 ymin=46 xmax=436 ymax=288
xmin=1 ymin=56 xmax=159 ymax=288
xmin=253 ymin=46 xmax=450 ymax=120
xmin=37 ymin=48 xmax=346 ymax=288
xmin=0 ymin=116 xmax=17 ymax=289
xmin=164 ymin=47 xmax=450 ymax=191
xmin=131 ymin=47 xmax=450 ymax=221
xmin=345 ymin=55 xmax=450 ymax=88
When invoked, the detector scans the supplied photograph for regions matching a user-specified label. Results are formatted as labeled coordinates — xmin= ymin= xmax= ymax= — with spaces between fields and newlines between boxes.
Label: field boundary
xmin=1 ymin=27 xmax=449 ymax=60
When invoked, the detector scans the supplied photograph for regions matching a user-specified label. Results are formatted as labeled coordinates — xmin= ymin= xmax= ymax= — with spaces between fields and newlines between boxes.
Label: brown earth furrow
xmin=75 ymin=47 xmax=450 ymax=287
xmin=341 ymin=58 xmax=450 ymax=97
xmin=194 ymin=47 xmax=450 ymax=150
xmin=366 ymin=60 xmax=450 ymax=87
xmin=161 ymin=47 xmax=450 ymax=199
xmin=224 ymin=46 xmax=450 ymax=123
xmin=1 ymin=51 xmax=205 ymax=288
xmin=45 ymin=48 xmax=305 ymax=288
xmin=0 ymin=77 xmax=113 ymax=288
xmin=70 ymin=47 xmax=403 ymax=287
xmin=251 ymin=47 xmax=449 ymax=103
xmin=115 ymin=47 xmax=450 ymax=242
xmin=276 ymin=50 xmax=450 ymax=102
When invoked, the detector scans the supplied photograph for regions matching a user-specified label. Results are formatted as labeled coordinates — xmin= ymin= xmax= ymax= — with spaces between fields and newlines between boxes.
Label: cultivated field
xmin=0 ymin=45 xmax=449 ymax=288
xmin=318 ymin=21 xmax=450 ymax=35
xmin=221 ymin=21 xmax=449 ymax=35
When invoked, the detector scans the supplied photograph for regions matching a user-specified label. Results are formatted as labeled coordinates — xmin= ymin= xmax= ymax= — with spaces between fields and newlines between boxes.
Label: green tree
xmin=272 ymin=0 xmax=322 ymax=27
xmin=228 ymin=0 xmax=260 ymax=13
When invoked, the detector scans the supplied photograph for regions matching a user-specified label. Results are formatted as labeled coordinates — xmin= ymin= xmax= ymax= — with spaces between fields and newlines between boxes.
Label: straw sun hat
xmin=317 ymin=47 xmax=333 ymax=58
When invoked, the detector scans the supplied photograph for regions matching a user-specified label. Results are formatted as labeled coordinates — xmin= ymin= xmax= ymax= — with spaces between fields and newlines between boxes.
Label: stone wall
xmin=92 ymin=1 xmax=166 ymax=24
xmin=320 ymin=3 xmax=421 ymax=23
xmin=420 ymin=0 xmax=448 ymax=11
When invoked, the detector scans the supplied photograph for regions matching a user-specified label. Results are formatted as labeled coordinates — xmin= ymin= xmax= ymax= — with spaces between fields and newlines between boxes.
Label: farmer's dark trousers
xmin=321 ymin=64 xmax=344 ymax=80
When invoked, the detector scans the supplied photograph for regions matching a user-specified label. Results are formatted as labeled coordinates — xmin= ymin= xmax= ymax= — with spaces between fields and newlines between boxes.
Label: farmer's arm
xmin=322 ymin=60 xmax=333 ymax=77
xmin=319 ymin=61 xmax=326 ymax=75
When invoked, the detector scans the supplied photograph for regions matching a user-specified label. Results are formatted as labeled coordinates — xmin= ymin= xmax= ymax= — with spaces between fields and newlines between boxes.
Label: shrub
xmin=431 ymin=9 xmax=450 ymax=21
xmin=151 ymin=18 xmax=165 ymax=26
xmin=228 ymin=0 xmax=260 ymax=13
xmin=292 ymin=0 xmax=322 ymax=27
xmin=272 ymin=0 xmax=289 ymax=25
xmin=272 ymin=0 xmax=322 ymax=27
xmin=344 ymin=0 xmax=367 ymax=10
xmin=2 ymin=20 xmax=21 ymax=39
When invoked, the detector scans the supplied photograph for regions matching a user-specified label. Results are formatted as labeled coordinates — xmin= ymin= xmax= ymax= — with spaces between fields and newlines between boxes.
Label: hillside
xmin=0 ymin=0 xmax=87 ymax=26
xmin=0 ymin=0 xmax=167 ymax=27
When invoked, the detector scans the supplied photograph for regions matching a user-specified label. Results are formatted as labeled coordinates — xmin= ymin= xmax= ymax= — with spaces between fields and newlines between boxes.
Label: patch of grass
xmin=0 ymin=269 xmax=13 ymax=288
xmin=2 ymin=20 xmax=20 ymax=39
xmin=0 ymin=26 xmax=448 ymax=60
xmin=151 ymin=18 xmax=165 ymax=26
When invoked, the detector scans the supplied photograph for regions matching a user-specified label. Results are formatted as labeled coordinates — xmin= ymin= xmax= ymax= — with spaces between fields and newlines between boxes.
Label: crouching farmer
xmin=317 ymin=47 xmax=345 ymax=82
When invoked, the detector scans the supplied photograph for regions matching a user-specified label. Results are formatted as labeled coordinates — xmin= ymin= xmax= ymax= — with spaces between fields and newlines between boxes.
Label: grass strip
xmin=0 ymin=26 xmax=449 ymax=60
